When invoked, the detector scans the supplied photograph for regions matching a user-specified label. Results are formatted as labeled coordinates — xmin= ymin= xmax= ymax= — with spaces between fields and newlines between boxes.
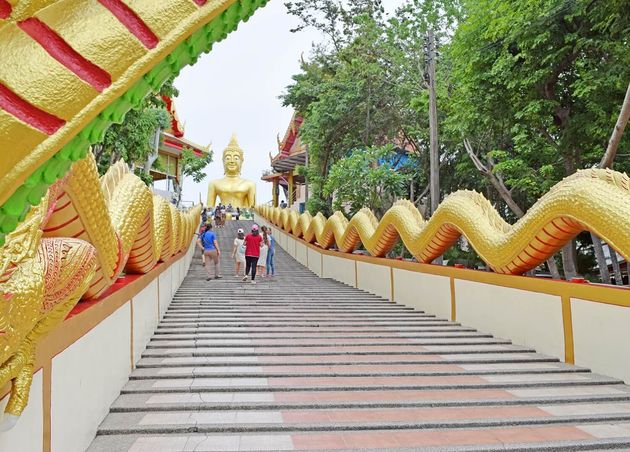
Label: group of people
xmin=197 ymin=222 xmax=275 ymax=284
xmin=200 ymin=203 xmax=242 ymax=229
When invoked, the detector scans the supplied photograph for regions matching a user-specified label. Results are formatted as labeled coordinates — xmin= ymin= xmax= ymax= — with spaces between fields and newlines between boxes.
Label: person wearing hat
xmin=231 ymin=228 xmax=247 ymax=277
xmin=243 ymin=224 xmax=263 ymax=283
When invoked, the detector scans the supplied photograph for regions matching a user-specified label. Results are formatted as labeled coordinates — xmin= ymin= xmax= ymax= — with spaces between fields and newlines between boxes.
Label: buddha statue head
xmin=223 ymin=134 xmax=244 ymax=177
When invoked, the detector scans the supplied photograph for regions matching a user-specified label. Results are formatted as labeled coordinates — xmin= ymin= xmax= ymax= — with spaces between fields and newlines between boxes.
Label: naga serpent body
xmin=258 ymin=169 xmax=630 ymax=275
xmin=0 ymin=0 xmax=258 ymax=427
xmin=0 ymin=154 xmax=200 ymax=427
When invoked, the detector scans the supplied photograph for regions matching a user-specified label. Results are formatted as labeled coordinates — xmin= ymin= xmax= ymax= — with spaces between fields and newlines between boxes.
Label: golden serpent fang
xmin=258 ymin=169 xmax=630 ymax=275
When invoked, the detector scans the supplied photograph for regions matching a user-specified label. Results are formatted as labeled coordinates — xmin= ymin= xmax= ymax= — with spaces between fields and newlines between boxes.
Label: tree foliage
xmin=93 ymin=78 xmax=180 ymax=182
xmin=283 ymin=0 xmax=630 ymax=281
xmin=324 ymin=145 xmax=408 ymax=217
xmin=173 ymin=147 xmax=213 ymax=206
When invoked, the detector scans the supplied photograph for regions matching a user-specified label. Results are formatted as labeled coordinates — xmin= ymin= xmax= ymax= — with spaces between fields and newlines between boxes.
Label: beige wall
xmin=356 ymin=261 xmax=391 ymax=300
xmin=572 ymin=299 xmax=630 ymax=384
xmin=51 ymin=302 xmax=131 ymax=452
xmin=295 ymin=242 xmax=308 ymax=267
xmin=158 ymin=266 xmax=173 ymax=319
xmin=307 ymin=247 xmax=322 ymax=277
xmin=0 ymin=241 xmax=195 ymax=452
xmin=133 ymin=279 xmax=160 ymax=367
xmin=323 ymin=254 xmax=355 ymax=287
xmin=0 ymin=370 xmax=43 ymax=452
xmin=394 ymin=269 xmax=451 ymax=319
xmin=456 ymin=280 xmax=565 ymax=360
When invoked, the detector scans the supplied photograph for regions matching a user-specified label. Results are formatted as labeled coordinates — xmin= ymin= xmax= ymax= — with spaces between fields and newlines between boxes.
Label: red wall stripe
xmin=18 ymin=18 xmax=112 ymax=93
xmin=0 ymin=83 xmax=66 ymax=134
xmin=97 ymin=0 xmax=159 ymax=49
xmin=0 ymin=0 xmax=11 ymax=19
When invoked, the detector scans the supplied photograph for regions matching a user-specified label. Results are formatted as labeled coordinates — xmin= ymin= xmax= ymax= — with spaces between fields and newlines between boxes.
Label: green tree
xmin=283 ymin=0 xmax=629 ymax=280
xmin=174 ymin=147 xmax=214 ymax=206
xmin=93 ymin=78 xmax=180 ymax=183
xmin=323 ymin=145 xmax=408 ymax=217
xmin=446 ymin=0 xmax=630 ymax=278
xmin=284 ymin=1 xmax=420 ymax=214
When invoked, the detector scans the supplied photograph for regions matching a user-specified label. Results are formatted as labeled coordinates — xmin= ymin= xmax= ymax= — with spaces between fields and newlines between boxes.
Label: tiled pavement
xmin=88 ymin=221 xmax=630 ymax=451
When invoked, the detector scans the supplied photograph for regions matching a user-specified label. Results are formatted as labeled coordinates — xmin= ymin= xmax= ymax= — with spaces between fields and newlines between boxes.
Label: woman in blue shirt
xmin=265 ymin=227 xmax=276 ymax=277
xmin=197 ymin=224 xmax=222 ymax=281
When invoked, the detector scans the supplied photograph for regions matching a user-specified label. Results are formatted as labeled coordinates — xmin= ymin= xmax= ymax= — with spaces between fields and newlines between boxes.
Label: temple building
xmin=262 ymin=113 xmax=308 ymax=211
xmin=150 ymin=96 xmax=210 ymax=199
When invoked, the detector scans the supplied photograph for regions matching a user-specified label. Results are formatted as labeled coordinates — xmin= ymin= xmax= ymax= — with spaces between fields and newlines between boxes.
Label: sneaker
xmin=251 ymin=280 xmax=257 ymax=284
xmin=206 ymin=277 xmax=212 ymax=281
xmin=242 ymin=276 xmax=248 ymax=282
xmin=215 ymin=275 xmax=223 ymax=279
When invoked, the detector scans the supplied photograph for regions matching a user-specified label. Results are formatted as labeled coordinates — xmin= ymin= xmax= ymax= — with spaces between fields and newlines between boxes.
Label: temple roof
xmin=269 ymin=112 xmax=306 ymax=173
xmin=161 ymin=132 xmax=210 ymax=157
xmin=159 ymin=96 xmax=210 ymax=157
xmin=162 ymin=96 xmax=185 ymax=138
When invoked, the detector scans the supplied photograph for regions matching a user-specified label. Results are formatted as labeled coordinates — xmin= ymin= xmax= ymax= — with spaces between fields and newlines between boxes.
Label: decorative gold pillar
xmin=272 ymin=178 xmax=279 ymax=207
xmin=288 ymin=171 xmax=294 ymax=207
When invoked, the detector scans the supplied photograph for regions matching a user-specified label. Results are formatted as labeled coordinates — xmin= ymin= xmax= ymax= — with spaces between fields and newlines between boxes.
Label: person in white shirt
xmin=258 ymin=227 xmax=269 ymax=277
xmin=231 ymin=228 xmax=246 ymax=277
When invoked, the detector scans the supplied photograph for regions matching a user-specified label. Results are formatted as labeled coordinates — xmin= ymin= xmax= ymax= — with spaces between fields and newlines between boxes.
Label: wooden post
xmin=427 ymin=30 xmax=442 ymax=265
xmin=272 ymin=178 xmax=279 ymax=208
xmin=288 ymin=171 xmax=294 ymax=207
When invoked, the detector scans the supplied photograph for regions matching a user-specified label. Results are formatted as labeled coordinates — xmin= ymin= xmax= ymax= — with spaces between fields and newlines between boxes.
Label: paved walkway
xmin=89 ymin=221 xmax=630 ymax=451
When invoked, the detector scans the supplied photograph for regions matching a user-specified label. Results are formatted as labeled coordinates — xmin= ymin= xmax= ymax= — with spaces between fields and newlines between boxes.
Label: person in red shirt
xmin=243 ymin=224 xmax=263 ymax=283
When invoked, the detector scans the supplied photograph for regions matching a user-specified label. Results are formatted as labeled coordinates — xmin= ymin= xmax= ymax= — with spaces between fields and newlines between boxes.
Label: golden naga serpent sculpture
xmin=0 ymin=154 xmax=201 ymax=427
xmin=0 ymin=0 xmax=262 ymax=427
xmin=258 ymin=169 xmax=630 ymax=275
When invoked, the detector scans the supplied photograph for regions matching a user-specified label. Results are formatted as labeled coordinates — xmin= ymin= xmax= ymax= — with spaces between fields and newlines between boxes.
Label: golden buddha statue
xmin=207 ymin=134 xmax=256 ymax=208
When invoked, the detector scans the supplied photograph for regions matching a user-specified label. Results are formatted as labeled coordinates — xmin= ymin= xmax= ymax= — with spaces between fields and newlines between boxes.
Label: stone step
xmin=87 ymin=429 xmax=630 ymax=452
xmin=158 ymin=320 xmax=460 ymax=329
xmin=153 ymin=327 xmax=480 ymax=334
xmin=141 ymin=348 xmax=536 ymax=359
xmin=89 ymin=221 xmax=630 ymax=451
xmin=137 ymin=354 xmax=561 ymax=368
xmin=96 ymin=403 xmax=630 ymax=435
xmin=149 ymin=333 xmax=495 ymax=340
xmin=162 ymin=313 xmax=436 ymax=319
xmin=120 ymin=373 xmax=621 ymax=394
xmin=110 ymin=386 xmax=630 ymax=412
xmin=165 ymin=308 xmax=419 ymax=312
xmin=147 ymin=337 xmax=504 ymax=346
xmin=144 ymin=339 xmax=513 ymax=350
xmin=129 ymin=366 xmax=587 ymax=380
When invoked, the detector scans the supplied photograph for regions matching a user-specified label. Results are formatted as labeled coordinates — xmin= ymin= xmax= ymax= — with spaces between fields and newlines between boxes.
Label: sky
xmin=171 ymin=0 xmax=405 ymax=207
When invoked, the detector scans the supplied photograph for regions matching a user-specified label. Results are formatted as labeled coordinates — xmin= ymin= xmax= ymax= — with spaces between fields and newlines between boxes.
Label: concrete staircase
xmin=88 ymin=221 xmax=630 ymax=451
